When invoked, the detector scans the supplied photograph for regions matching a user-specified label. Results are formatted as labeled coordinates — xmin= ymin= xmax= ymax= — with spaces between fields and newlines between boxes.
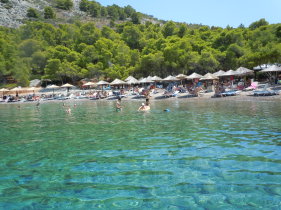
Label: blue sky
xmin=97 ymin=0 xmax=281 ymax=28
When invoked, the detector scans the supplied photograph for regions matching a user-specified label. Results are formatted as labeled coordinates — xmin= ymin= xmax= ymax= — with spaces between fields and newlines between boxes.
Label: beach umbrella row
xmin=260 ymin=65 xmax=281 ymax=72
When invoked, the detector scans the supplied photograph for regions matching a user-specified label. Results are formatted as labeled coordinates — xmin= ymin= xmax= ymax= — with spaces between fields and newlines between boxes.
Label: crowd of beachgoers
xmin=1 ymin=79 xmax=281 ymax=106
xmin=1 ymin=66 xmax=281 ymax=105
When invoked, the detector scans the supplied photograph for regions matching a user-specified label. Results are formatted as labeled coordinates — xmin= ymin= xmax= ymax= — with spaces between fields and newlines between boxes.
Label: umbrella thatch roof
xmin=200 ymin=73 xmax=219 ymax=80
xmin=61 ymin=83 xmax=74 ymax=88
xmin=151 ymin=76 xmax=162 ymax=81
xmin=83 ymin=82 xmax=96 ymax=86
xmin=176 ymin=74 xmax=187 ymax=79
xmin=125 ymin=76 xmax=137 ymax=82
xmin=29 ymin=79 xmax=41 ymax=87
xmin=235 ymin=67 xmax=253 ymax=75
xmin=139 ymin=77 xmax=153 ymax=83
xmin=0 ymin=88 xmax=9 ymax=91
xmin=97 ymin=80 xmax=109 ymax=85
xmin=260 ymin=65 xmax=281 ymax=72
xmin=110 ymin=79 xmax=127 ymax=85
xmin=213 ymin=70 xmax=226 ymax=77
xmin=28 ymin=87 xmax=41 ymax=91
xmin=186 ymin=73 xmax=203 ymax=79
xmin=11 ymin=87 xmax=22 ymax=91
xmin=222 ymin=70 xmax=239 ymax=76
xmin=48 ymin=84 xmax=60 ymax=88
xmin=127 ymin=78 xmax=139 ymax=84
xmin=163 ymin=75 xmax=179 ymax=81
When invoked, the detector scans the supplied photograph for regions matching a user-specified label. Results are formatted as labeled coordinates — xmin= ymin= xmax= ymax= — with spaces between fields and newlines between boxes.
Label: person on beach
xmin=116 ymin=97 xmax=122 ymax=111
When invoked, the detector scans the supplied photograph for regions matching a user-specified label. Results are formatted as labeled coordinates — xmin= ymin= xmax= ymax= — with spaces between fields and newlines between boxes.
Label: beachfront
xmin=1 ymin=66 xmax=281 ymax=104
xmin=1 ymin=82 xmax=281 ymax=105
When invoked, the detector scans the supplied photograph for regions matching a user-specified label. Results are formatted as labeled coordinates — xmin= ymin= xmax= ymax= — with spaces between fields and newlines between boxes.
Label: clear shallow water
xmin=0 ymin=99 xmax=281 ymax=209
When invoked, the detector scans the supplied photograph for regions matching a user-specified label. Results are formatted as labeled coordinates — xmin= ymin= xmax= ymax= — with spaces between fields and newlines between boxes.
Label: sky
xmin=97 ymin=0 xmax=281 ymax=28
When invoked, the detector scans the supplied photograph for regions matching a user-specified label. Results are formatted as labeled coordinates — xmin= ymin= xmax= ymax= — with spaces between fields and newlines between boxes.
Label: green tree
xmin=249 ymin=18 xmax=269 ymax=30
xmin=44 ymin=7 xmax=56 ymax=19
xmin=138 ymin=52 xmax=164 ymax=77
xmin=55 ymin=0 xmax=73 ymax=10
xmin=101 ymin=7 xmax=108 ymax=17
xmin=162 ymin=21 xmax=177 ymax=38
xmin=122 ymin=25 xmax=142 ymax=49
xmin=79 ymin=0 xmax=88 ymax=11
xmin=124 ymin=5 xmax=135 ymax=17
xmin=88 ymin=1 xmax=101 ymax=17
xmin=107 ymin=4 xmax=119 ymax=20
xmin=44 ymin=59 xmax=61 ymax=81
xmin=26 ymin=8 xmax=40 ymax=18
xmin=198 ymin=50 xmax=220 ymax=73
xmin=12 ymin=58 xmax=30 ymax=86
xmin=178 ymin=23 xmax=187 ymax=38
xmin=79 ymin=22 xmax=101 ymax=45
xmin=131 ymin=12 xmax=141 ymax=24
xmin=31 ymin=51 xmax=47 ymax=75
xmin=60 ymin=61 xmax=83 ymax=82
xmin=19 ymin=39 xmax=42 ymax=57
xmin=86 ymin=62 xmax=103 ymax=78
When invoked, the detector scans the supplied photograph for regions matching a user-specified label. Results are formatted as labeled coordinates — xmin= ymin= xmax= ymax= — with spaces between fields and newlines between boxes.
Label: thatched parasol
xmin=110 ymin=79 xmax=127 ymax=85
xmin=235 ymin=67 xmax=253 ymax=76
xmin=163 ymin=75 xmax=179 ymax=81
xmin=186 ymin=73 xmax=203 ymax=79
xmin=213 ymin=70 xmax=226 ymax=77
xmin=200 ymin=73 xmax=219 ymax=80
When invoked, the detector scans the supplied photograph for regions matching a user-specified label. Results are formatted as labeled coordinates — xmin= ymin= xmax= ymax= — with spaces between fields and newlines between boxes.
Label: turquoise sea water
xmin=0 ymin=99 xmax=281 ymax=209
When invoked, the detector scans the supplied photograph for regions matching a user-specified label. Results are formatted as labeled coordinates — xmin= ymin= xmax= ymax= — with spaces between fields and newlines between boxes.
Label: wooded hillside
xmin=0 ymin=0 xmax=280 ymax=87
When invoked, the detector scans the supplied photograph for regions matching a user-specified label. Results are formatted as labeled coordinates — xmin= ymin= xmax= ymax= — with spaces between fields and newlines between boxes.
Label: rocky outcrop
xmin=0 ymin=0 xmax=82 ymax=28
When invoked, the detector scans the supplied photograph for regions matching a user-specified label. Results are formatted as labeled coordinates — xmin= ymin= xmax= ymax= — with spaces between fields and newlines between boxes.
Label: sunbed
xmin=252 ymin=83 xmax=279 ymax=96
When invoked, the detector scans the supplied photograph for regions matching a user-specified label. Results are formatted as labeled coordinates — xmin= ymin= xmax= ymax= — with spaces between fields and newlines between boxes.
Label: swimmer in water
xmin=116 ymin=97 xmax=122 ymax=111
xmin=66 ymin=107 xmax=71 ymax=113
xmin=138 ymin=102 xmax=150 ymax=111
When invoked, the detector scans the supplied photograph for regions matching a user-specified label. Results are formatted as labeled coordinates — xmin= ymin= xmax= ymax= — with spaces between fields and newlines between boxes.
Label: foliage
xmin=0 ymin=17 xmax=280 ymax=86
xmin=79 ymin=0 xmax=138 ymax=21
xmin=27 ymin=8 xmax=40 ymax=18
xmin=44 ymin=7 xmax=56 ymax=19
xmin=249 ymin=18 xmax=269 ymax=30
xmin=55 ymin=0 xmax=73 ymax=10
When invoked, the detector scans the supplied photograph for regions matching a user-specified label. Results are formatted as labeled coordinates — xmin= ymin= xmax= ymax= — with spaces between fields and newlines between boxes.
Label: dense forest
xmin=0 ymin=0 xmax=281 ymax=87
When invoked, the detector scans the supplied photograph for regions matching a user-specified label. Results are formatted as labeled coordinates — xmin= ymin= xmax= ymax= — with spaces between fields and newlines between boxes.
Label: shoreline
xmin=1 ymin=91 xmax=281 ymax=105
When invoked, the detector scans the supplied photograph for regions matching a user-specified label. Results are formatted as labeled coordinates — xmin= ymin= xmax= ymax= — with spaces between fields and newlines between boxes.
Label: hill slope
xmin=0 ymin=0 xmax=162 ymax=28
xmin=0 ymin=0 xmax=85 ymax=28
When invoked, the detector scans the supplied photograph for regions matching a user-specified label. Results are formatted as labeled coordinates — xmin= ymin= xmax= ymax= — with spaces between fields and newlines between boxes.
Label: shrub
xmin=27 ymin=8 xmax=40 ymax=18
xmin=55 ymin=0 xmax=73 ymax=10
xmin=44 ymin=7 xmax=56 ymax=19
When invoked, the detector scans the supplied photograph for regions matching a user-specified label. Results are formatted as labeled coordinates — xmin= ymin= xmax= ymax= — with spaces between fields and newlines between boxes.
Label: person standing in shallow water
xmin=116 ymin=97 xmax=122 ymax=111
xmin=145 ymin=98 xmax=150 ymax=106
xmin=138 ymin=98 xmax=150 ymax=111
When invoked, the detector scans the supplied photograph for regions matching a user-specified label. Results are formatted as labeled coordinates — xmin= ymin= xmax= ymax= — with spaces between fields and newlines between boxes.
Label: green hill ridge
xmin=0 ymin=0 xmax=280 ymax=87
